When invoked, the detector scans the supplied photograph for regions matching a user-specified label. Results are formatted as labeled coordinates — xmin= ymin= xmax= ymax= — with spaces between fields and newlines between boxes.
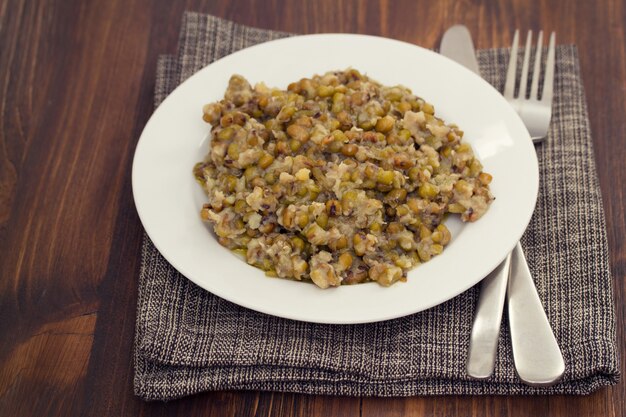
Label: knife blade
xmin=440 ymin=25 xmax=481 ymax=75
xmin=441 ymin=24 xmax=508 ymax=380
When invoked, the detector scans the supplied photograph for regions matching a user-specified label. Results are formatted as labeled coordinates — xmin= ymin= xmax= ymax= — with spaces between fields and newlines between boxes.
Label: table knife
xmin=439 ymin=25 xmax=565 ymax=385
xmin=440 ymin=24 xmax=509 ymax=380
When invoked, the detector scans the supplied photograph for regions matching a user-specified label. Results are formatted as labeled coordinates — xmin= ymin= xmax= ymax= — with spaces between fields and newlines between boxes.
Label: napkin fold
xmin=134 ymin=12 xmax=619 ymax=400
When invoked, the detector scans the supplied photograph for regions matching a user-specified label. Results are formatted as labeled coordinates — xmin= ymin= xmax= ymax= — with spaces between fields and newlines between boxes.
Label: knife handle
xmin=507 ymin=242 xmax=565 ymax=386
xmin=467 ymin=254 xmax=510 ymax=379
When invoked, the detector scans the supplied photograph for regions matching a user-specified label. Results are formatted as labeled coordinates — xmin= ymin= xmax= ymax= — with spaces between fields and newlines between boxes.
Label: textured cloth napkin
xmin=134 ymin=12 xmax=619 ymax=401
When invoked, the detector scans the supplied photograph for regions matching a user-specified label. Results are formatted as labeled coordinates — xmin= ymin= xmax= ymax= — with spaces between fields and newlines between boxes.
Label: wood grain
xmin=0 ymin=0 xmax=624 ymax=416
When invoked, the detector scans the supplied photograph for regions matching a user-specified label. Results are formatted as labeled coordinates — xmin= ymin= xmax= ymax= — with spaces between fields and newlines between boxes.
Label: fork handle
xmin=507 ymin=242 xmax=565 ymax=386
xmin=467 ymin=253 xmax=510 ymax=379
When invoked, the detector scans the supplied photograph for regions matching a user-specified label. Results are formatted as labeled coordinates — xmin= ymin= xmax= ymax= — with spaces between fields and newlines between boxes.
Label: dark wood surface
xmin=1 ymin=0 xmax=624 ymax=416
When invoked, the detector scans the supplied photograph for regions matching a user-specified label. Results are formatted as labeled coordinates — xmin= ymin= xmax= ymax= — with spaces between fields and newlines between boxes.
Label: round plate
xmin=132 ymin=34 xmax=538 ymax=324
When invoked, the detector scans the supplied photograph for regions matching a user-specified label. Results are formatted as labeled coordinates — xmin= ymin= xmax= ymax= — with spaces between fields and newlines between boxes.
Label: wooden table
xmin=1 ymin=0 xmax=624 ymax=415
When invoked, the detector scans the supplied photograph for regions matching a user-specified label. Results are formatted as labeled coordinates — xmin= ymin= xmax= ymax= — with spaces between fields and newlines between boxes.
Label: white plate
xmin=133 ymin=34 xmax=538 ymax=324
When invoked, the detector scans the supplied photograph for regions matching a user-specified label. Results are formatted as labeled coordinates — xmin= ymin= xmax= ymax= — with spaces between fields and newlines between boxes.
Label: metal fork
xmin=505 ymin=30 xmax=564 ymax=385
xmin=467 ymin=30 xmax=564 ymax=386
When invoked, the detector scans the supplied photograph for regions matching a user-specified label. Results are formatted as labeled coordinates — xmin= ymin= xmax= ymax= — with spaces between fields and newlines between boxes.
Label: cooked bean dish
xmin=194 ymin=69 xmax=494 ymax=288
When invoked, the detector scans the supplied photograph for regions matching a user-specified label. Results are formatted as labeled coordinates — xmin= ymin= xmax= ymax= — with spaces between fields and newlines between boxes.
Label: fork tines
xmin=504 ymin=30 xmax=556 ymax=102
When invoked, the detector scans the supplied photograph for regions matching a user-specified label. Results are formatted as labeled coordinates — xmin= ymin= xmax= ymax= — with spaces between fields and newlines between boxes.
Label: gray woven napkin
xmin=134 ymin=12 xmax=619 ymax=401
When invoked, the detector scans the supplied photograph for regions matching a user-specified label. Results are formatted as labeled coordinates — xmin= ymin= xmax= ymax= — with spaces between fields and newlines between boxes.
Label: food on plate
xmin=194 ymin=69 xmax=493 ymax=288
